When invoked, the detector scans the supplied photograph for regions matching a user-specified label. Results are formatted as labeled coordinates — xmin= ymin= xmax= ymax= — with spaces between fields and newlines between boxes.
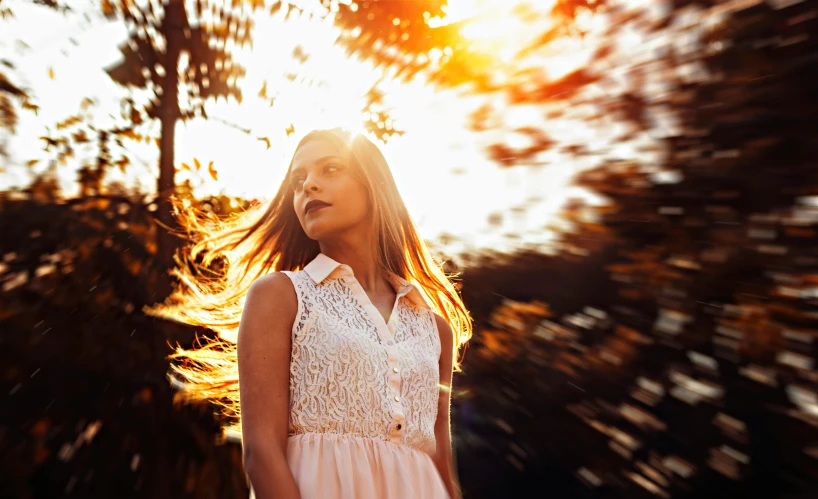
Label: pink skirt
xmin=259 ymin=432 xmax=451 ymax=499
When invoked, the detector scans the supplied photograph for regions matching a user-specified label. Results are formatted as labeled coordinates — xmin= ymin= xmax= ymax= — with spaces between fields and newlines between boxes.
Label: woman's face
xmin=290 ymin=137 xmax=371 ymax=241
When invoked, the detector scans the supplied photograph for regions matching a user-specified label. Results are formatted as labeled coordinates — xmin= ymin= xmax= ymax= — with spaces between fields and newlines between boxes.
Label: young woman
xmin=153 ymin=128 xmax=471 ymax=498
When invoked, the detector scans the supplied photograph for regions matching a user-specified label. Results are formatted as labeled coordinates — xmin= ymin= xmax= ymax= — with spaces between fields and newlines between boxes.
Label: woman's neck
xmin=319 ymin=239 xmax=387 ymax=294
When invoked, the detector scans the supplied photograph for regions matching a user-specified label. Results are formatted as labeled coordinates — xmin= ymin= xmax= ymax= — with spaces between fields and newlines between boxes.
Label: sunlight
xmin=431 ymin=0 xmax=559 ymax=62
xmin=173 ymin=6 xmax=382 ymax=197
xmin=162 ymin=0 xmax=610 ymax=253
xmin=3 ymin=0 xmax=619 ymax=254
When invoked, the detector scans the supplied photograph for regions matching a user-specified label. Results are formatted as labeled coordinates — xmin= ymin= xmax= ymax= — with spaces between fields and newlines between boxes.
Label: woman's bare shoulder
xmin=242 ymin=272 xmax=298 ymax=323
xmin=431 ymin=313 xmax=455 ymax=349
xmin=248 ymin=271 xmax=296 ymax=297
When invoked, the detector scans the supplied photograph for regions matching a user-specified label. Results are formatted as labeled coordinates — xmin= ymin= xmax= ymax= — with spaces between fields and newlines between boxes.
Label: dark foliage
xmin=4 ymin=0 xmax=818 ymax=497
xmin=0 ymin=192 xmax=255 ymax=498
xmin=446 ymin=0 xmax=818 ymax=497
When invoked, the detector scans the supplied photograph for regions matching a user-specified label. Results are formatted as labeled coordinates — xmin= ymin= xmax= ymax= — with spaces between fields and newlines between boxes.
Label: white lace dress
xmin=253 ymin=253 xmax=449 ymax=499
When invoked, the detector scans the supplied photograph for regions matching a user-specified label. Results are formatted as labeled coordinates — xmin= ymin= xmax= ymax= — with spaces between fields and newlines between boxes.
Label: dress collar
xmin=303 ymin=253 xmax=431 ymax=309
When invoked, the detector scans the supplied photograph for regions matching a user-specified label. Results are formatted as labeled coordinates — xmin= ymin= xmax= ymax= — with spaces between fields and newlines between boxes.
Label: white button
xmin=393 ymin=367 xmax=399 ymax=373
xmin=394 ymin=395 xmax=400 ymax=402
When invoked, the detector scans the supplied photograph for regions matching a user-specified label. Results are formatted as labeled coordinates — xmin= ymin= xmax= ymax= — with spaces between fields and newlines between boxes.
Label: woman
xmin=152 ymin=128 xmax=471 ymax=498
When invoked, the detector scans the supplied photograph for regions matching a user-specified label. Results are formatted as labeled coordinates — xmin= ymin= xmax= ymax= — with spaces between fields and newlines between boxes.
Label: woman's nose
xmin=303 ymin=175 xmax=320 ymax=193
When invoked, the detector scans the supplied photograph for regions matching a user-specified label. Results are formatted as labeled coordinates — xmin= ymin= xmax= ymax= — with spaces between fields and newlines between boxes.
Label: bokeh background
xmin=2 ymin=0 xmax=818 ymax=497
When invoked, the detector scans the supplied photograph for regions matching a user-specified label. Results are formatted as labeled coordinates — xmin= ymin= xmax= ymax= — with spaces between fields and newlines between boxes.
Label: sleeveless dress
xmin=250 ymin=253 xmax=450 ymax=499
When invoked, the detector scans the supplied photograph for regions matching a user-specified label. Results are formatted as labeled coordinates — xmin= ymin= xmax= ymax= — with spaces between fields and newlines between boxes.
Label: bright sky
xmin=0 ymin=0 xmax=663 ymax=254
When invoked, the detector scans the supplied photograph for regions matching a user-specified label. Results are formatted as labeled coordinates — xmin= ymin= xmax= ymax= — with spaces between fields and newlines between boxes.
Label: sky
xmin=0 ymin=0 xmax=643 ymax=253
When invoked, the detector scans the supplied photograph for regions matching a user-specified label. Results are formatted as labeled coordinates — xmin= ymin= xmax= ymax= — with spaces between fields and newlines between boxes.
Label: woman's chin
xmin=303 ymin=222 xmax=337 ymax=241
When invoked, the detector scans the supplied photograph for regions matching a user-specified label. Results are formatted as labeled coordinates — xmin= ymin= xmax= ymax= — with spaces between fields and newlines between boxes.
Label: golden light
xmin=178 ymin=0 xmax=608 ymax=253
xmin=431 ymin=0 xmax=560 ymax=60
xmin=176 ymin=7 xmax=380 ymax=198
xmin=4 ymin=0 xmax=620 ymax=254
xmin=428 ymin=0 xmax=602 ymax=85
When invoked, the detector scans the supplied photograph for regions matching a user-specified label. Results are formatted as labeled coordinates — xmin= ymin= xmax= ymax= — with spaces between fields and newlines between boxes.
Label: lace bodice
xmin=281 ymin=254 xmax=442 ymax=456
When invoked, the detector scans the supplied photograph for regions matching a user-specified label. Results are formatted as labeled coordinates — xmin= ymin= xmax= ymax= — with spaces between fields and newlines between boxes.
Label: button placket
xmin=341 ymin=273 xmax=408 ymax=444
xmin=385 ymin=286 xmax=414 ymax=443
xmin=386 ymin=345 xmax=404 ymax=443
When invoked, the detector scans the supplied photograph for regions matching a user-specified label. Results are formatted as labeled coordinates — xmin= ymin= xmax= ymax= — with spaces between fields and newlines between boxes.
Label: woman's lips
xmin=305 ymin=200 xmax=331 ymax=215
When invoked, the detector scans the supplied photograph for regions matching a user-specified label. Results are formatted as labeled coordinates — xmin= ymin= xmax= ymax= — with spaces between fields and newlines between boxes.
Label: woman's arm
xmin=238 ymin=273 xmax=301 ymax=499
xmin=431 ymin=313 xmax=463 ymax=499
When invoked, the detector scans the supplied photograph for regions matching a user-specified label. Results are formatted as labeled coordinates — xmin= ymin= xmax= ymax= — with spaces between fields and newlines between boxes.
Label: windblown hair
xmin=148 ymin=128 xmax=472 ymax=437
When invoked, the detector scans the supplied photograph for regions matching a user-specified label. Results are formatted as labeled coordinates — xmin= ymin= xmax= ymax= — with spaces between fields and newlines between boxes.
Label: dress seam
xmin=280 ymin=270 xmax=304 ymax=343
xmin=287 ymin=431 xmax=434 ymax=458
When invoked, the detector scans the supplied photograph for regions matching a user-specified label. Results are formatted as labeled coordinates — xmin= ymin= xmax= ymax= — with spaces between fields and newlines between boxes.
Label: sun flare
xmin=5 ymin=0 xmax=618 ymax=255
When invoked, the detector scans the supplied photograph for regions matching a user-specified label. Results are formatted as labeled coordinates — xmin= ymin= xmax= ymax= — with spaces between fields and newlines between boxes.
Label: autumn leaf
xmin=101 ymin=0 xmax=115 ymax=17
xmin=39 ymin=136 xmax=58 ymax=150
xmin=285 ymin=123 xmax=295 ymax=136
xmin=121 ymin=129 xmax=139 ymax=140
xmin=208 ymin=161 xmax=218 ymax=181
xmin=47 ymin=67 xmax=54 ymax=79
xmin=258 ymin=136 xmax=271 ymax=149
xmin=26 ymin=159 xmax=39 ymax=166
xmin=56 ymin=115 xmax=82 ymax=129
xmin=258 ymin=81 xmax=268 ymax=99
xmin=194 ymin=158 xmax=201 ymax=171
xmin=21 ymin=99 xmax=39 ymax=114
xmin=116 ymin=157 xmax=129 ymax=173
xmin=180 ymin=162 xmax=191 ymax=171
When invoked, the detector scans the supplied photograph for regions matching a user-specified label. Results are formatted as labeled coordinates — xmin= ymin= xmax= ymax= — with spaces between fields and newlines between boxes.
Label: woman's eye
xmin=290 ymin=176 xmax=305 ymax=190
xmin=324 ymin=163 xmax=342 ymax=174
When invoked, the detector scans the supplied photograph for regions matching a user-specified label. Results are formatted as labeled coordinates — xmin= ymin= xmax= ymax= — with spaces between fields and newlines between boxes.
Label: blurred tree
xmin=80 ymin=0 xmax=465 ymax=264
xmin=0 ymin=191 xmax=257 ymax=498
xmin=23 ymin=164 xmax=62 ymax=202
xmin=332 ymin=0 xmax=609 ymax=139
xmin=499 ymin=0 xmax=818 ymax=495
xmin=99 ymin=0 xmax=260 ymax=268
xmin=0 ymin=68 xmax=26 ymax=159
xmin=449 ymin=0 xmax=818 ymax=496
xmin=36 ymin=99 xmax=146 ymax=199
xmin=255 ymin=0 xmax=456 ymax=141
xmin=0 ymin=0 xmax=66 ymax=159
xmin=568 ymin=0 xmax=818 ymax=364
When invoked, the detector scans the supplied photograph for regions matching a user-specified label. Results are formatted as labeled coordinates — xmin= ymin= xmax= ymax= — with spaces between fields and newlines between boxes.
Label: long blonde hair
xmin=148 ymin=128 xmax=472 ymax=437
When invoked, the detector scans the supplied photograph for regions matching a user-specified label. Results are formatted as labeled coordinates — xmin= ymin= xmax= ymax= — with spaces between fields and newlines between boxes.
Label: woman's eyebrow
xmin=313 ymin=155 xmax=343 ymax=165
xmin=290 ymin=155 xmax=344 ymax=175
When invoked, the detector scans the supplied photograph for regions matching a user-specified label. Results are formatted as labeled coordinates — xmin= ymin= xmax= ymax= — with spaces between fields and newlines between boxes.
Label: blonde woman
xmin=153 ymin=128 xmax=471 ymax=498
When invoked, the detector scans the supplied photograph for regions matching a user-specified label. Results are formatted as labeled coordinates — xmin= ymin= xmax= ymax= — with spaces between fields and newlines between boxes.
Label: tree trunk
xmin=156 ymin=1 xmax=183 ymax=275
xmin=150 ymin=3 xmax=185 ymax=498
